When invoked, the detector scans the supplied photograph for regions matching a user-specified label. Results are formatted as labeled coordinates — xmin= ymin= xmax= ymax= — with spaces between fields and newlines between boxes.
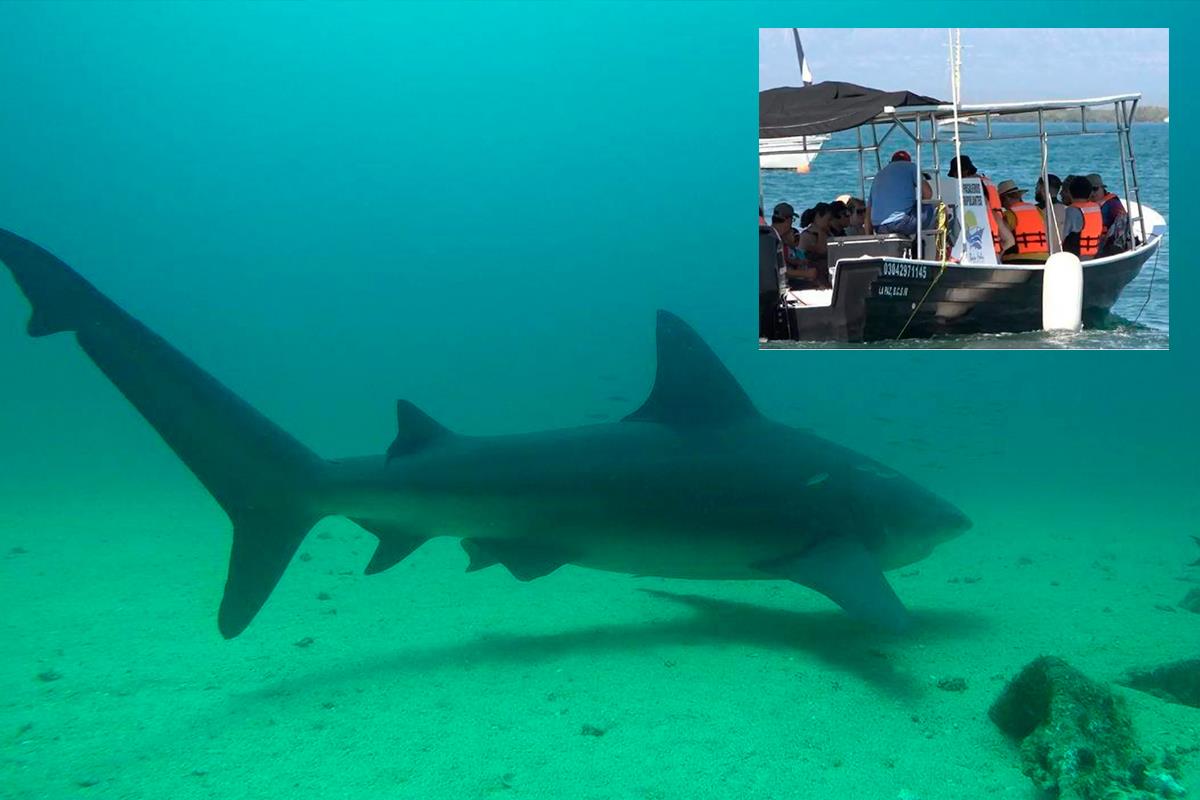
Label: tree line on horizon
xmin=999 ymin=104 xmax=1168 ymax=123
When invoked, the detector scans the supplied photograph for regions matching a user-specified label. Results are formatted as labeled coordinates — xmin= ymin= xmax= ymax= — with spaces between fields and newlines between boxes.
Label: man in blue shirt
xmin=867 ymin=151 xmax=933 ymax=235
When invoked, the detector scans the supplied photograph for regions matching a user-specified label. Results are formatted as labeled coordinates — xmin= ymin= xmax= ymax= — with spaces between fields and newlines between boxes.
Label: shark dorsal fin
xmin=624 ymin=311 xmax=759 ymax=427
xmin=386 ymin=400 xmax=452 ymax=462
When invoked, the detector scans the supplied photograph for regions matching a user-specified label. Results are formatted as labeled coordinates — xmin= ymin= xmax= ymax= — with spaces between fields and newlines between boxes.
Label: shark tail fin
xmin=0 ymin=228 xmax=327 ymax=639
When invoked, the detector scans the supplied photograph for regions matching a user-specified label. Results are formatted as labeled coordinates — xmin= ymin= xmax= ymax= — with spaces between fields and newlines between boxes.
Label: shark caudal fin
xmin=0 ymin=228 xmax=326 ymax=638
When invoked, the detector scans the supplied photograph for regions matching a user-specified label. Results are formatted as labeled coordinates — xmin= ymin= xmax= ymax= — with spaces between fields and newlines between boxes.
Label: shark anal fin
xmin=351 ymin=518 xmax=427 ymax=574
xmin=461 ymin=538 xmax=570 ymax=582
xmin=754 ymin=537 xmax=911 ymax=633
xmin=623 ymin=310 xmax=760 ymax=427
xmin=387 ymin=400 xmax=452 ymax=462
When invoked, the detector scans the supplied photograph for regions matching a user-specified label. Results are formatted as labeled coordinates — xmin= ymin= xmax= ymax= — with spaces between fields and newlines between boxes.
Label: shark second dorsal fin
xmin=386 ymin=400 xmax=452 ymax=462
xmin=624 ymin=310 xmax=759 ymax=427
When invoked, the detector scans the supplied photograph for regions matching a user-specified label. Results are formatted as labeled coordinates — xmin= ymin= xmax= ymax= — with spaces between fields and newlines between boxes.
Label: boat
xmin=759 ymin=29 xmax=829 ymax=172
xmin=758 ymin=82 xmax=1166 ymax=343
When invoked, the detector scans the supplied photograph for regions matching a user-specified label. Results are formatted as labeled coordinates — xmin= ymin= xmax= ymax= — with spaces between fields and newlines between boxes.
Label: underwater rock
xmin=936 ymin=676 xmax=968 ymax=692
xmin=989 ymin=656 xmax=1182 ymax=799
xmin=1118 ymin=659 xmax=1200 ymax=709
xmin=1180 ymin=588 xmax=1200 ymax=614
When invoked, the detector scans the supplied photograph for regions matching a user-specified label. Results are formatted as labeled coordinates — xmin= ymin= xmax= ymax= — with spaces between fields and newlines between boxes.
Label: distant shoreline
xmin=997 ymin=105 xmax=1167 ymax=123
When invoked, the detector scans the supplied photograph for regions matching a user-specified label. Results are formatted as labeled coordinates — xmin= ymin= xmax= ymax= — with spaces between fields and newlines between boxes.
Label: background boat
xmin=759 ymin=28 xmax=827 ymax=171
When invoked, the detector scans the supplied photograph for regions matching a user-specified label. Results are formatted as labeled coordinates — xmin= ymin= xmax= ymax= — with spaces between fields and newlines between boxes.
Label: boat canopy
xmin=759 ymin=82 xmax=946 ymax=139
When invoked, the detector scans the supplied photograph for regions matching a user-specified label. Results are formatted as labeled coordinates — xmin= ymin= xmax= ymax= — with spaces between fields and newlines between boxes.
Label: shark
xmin=0 ymin=227 xmax=971 ymax=639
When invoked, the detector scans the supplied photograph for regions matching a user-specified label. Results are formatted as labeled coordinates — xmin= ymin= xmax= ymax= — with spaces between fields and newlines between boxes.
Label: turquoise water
xmin=0 ymin=4 xmax=1196 ymax=800
xmin=761 ymin=122 xmax=1170 ymax=348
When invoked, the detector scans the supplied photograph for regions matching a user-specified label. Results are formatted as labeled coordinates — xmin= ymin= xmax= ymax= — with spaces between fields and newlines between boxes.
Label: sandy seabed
xmin=2 ymin=477 xmax=1197 ymax=800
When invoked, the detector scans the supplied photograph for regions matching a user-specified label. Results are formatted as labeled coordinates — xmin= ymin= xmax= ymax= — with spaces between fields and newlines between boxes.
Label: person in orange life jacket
xmin=996 ymin=180 xmax=1049 ymax=263
xmin=1062 ymin=175 xmax=1104 ymax=259
xmin=947 ymin=154 xmax=1012 ymax=254
xmin=1086 ymin=173 xmax=1129 ymax=254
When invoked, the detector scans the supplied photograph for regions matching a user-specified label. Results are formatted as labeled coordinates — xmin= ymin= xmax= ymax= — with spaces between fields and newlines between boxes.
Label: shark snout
xmin=938 ymin=502 xmax=973 ymax=541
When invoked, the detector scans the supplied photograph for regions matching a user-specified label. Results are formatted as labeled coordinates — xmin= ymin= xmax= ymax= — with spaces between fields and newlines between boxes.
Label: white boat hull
xmin=759 ymin=135 xmax=828 ymax=170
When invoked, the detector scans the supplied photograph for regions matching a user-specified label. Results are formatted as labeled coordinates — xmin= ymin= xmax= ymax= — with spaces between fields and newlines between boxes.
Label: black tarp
xmin=760 ymin=82 xmax=946 ymax=139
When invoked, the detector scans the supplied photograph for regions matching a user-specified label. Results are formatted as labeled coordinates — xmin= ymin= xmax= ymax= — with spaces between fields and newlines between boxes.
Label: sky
xmin=759 ymin=28 xmax=1169 ymax=106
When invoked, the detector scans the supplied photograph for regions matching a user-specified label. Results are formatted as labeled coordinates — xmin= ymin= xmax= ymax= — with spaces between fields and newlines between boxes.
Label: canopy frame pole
xmin=1114 ymin=100 xmax=1133 ymax=251
xmin=1038 ymin=108 xmax=1055 ymax=252
xmin=856 ymin=126 xmax=866 ymax=200
xmin=1121 ymin=97 xmax=1147 ymax=245
xmin=948 ymin=28 xmax=967 ymax=264
xmin=887 ymin=114 xmax=919 ymax=144
xmin=930 ymin=110 xmax=942 ymax=197
xmin=915 ymin=113 xmax=923 ymax=260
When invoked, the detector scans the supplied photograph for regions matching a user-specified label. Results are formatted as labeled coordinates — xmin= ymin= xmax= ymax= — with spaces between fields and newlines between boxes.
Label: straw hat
xmin=996 ymin=179 xmax=1025 ymax=197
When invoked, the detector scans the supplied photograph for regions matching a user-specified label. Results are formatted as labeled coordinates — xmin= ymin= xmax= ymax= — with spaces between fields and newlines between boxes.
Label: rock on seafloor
xmin=989 ymin=656 xmax=1185 ymax=799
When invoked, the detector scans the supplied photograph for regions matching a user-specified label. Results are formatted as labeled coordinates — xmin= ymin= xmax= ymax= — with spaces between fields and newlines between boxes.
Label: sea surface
xmin=761 ymin=121 xmax=1170 ymax=349
xmin=0 ymin=5 xmax=1195 ymax=800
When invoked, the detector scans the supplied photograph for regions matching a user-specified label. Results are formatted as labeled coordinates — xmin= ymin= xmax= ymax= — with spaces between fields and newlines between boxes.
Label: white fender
xmin=1042 ymin=252 xmax=1083 ymax=332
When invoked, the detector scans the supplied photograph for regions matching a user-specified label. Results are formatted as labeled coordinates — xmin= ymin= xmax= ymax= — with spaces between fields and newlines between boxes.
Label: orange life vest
xmin=1070 ymin=201 xmax=1103 ymax=258
xmin=1009 ymin=202 xmax=1049 ymax=255
xmin=980 ymin=175 xmax=1003 ymax=254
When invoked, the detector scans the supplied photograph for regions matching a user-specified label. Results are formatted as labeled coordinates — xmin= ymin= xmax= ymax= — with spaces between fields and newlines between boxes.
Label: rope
xmin=1132 ymin=242 xmax=1162 ymax=326
xmin=896 ymin=203 xmax=950 ymax=340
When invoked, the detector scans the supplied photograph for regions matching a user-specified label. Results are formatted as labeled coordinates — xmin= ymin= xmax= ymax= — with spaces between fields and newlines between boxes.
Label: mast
xmin=791 ymin=28 xmax=813 ymax=86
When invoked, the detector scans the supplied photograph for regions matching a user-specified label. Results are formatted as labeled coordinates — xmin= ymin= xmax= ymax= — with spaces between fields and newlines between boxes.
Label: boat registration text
xmin=880 ymin=261 xmax=929 ymax=279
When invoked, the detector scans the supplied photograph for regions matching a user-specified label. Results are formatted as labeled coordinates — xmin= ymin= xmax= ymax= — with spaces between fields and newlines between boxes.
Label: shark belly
xmin=322 ymin=427 xmax=818 ymax=581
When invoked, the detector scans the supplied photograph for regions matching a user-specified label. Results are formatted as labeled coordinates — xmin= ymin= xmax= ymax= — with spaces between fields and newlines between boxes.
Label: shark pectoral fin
xmin=461 ymin=538 xmax=571 ymax=582
xmin=755 ymin=537 xmax=911 ymax=633
xmin=350 ymin=518 xmax=427 ymax=575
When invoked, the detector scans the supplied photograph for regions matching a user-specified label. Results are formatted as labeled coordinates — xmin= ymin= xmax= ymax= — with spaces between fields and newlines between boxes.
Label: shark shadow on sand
xmin=236 ymin=590 xmax=988 ymax=703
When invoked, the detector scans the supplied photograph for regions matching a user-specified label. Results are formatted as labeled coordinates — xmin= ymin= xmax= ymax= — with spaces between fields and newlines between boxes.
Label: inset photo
xmin=758 ymin=28 xmax=1168 ymax=348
